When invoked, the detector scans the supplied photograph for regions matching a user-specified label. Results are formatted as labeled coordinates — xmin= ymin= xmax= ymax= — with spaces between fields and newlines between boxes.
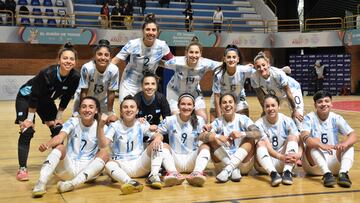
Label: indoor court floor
xmin=0 ymin=96 xmax=359 ymax=203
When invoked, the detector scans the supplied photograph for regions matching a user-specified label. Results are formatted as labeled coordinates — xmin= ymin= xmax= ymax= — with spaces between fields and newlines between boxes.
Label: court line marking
xmin=195 ymin=189 xmax=360 ymax=203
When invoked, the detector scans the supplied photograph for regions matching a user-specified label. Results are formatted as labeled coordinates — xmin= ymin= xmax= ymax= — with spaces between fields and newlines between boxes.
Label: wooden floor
xmin=1 ymin=96 xmax=360 ymax=203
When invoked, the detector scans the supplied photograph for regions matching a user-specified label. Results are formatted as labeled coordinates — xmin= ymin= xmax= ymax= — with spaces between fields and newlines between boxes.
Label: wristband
xmin=26 ymin=112 xmax=35 ymax=122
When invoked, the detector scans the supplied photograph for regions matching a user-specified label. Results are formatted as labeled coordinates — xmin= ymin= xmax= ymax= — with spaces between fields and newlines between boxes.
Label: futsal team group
xmin=13 ymin=14 xmax=357 ymax=197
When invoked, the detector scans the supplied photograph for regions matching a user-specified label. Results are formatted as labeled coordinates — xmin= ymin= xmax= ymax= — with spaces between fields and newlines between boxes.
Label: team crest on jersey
xmin=156 ymin=109 xmax=161 ymax=113
xmin=172 ymin=129 xmax=177 ymax=134
xmin=62 ymin=86 xmax=68 ymax=90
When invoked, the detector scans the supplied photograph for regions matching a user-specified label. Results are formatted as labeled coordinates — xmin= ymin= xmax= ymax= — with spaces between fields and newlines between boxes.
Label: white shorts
xmin=171 ymin=149 xmax=199 ymax=173
xmin=167 ymin=87 xmax=206 ymax=112
xmin=254 ymin=146 xmax=286 ymax=174
xmin=54 ymin=154 xmax=92 ymax=180
xmin=112 ymin=152 xmax=151 ymax=178
xmin=302 ymin=149 xmax=340 ymax=176
xmin=214 ymin=155 xmax=254 ymax=175
xmin=209 ymin=93 xmax=249 ymax=112
xmin=119 ymin=80 xmax=140 ymax=102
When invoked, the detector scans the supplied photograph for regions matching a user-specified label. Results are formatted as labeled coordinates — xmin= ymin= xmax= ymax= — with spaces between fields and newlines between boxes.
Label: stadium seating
xmin=73 ymin=0 xmax=262 ymax=31
xmin=30 ymin=0 xmax=40 ymax=6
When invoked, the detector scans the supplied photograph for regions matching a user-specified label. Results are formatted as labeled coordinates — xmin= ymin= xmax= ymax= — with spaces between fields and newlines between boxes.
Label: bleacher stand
xmin=30 ymin=0 xmax=40 ymax=6
xmin=43 ymin=0 xmax=52 ymax=6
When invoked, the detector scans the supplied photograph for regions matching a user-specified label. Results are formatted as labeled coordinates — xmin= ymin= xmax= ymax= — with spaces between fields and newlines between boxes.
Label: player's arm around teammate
xmin=15 ymin=43 xmax=80 ymax=181
xmin=254 ymin=94 xmax=303 ymax=187
xmin=97 ymin=95 xmax=165 ymax=194
xmin=199 ymin=93 xmax=260 ymax=183
xmin=300 ymin=91 xmax=357 ymax=188
xmin=156 ymin=93 xmax=211 ymax=187
xmin=32 ymin=96 xmax=108 ymax=197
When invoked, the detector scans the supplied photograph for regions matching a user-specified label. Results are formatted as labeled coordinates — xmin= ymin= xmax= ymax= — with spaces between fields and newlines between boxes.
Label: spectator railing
xmin=0 ymin=10 xmax=15 ymax=26
xmin=304 ymin=17 xmax=343 ymax=31
xmin=10 ymin=12 xmax=360 ymax=33
xmin=267 ymin=19 xmax=301 ymax=32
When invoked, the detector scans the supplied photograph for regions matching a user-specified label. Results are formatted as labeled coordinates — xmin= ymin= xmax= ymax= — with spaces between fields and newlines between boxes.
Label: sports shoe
xmin=230 ymin=168 xmax=241 ymax=182
xmin=216 ymin=167 xmax=232 ymax=183
xmin=163 ymin=171 xmax=185 ymax=187
xmin=120 ymin=179 xmax=144 ymax=195
xmin=186 ymin=171 xmax=206 ymax=187
xmin=322 ymin=172 xmax=336 ymax=187
xmin=270 ymin=171 xmax=282 ymax=187
xmin=16 ymin=167 xmax=29 ymax=181
xmin=337 ymin=172 xmax=352 ymax=188
xmin=146 ymin=174 xmax=163 ymax=189
xmin=32 ymin=181 xmax=46 ymax=198
xmin=282 ymin=170 xmax=293 ymax=185
xmin=57 ymin=181 xmax=74 ymax=193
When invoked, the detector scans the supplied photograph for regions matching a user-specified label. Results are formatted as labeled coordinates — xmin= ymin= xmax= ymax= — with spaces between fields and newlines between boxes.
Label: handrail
xmin=266 ymin=0 xmax=277 ymax=16
xmin=10 ymin=11 xmax=360 ymax=33
xmin=344 ymin=14 xmax=360 ymax=29
xmin=304 ymin=17 xmax=343 ymax=31
xmin=0 ymin=10 xmax=15 ymax=26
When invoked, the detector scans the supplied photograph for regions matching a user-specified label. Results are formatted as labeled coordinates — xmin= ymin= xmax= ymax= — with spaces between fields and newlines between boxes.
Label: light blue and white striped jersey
xmin=116 ymin=38 xmax=170 ymax=91
xmin=211 ymin=113 xmax=254 ymax=155
xmin=165 ymin=56 xmax=222 ymax=97
xmin=212 ymin=65 xmax=254 ymax=101
xmin=77 ymin=61 xmax=119 ymax=109
xmin=301 ymin=112 xmax=353 ymax=146
xmin=61 ymin=117 xmax=99 ymax=161
xmin=255 ymin=113 xmax=299 ymax=151
xmin=157 ymin=114 xmax=206 ymax=154
xmin=105 ymin=119 xmax=154 ymax=161
xmin=250 ymin=67 xmax=301 ymax=98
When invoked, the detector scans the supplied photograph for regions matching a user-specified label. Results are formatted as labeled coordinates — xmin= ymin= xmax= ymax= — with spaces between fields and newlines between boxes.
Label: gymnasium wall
xmin=0 ymin=43 xmax=359 ymax=94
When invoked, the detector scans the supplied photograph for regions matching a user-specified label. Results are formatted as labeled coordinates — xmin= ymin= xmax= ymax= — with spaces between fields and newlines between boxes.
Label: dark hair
xmin=313 ymin=90 xmax=332 ymax=102
xmin=141 ymin=72 xmax=159 ymax=86
xmin=216 ymin=6 xmax=221 ymax=11
xmin=57 ymin=42 xmax=78 ymax=59
xmin=120 ymin=95 xmax=139 ymax=109
xmin=214 ymin=44 xmax=243 ymax=80
xmin=94 ymin=39 xmax=111 ymax=53
xmin=219 ymin=93 xmax=237 ymax=105
xmin=79 ymin=96 xmax=101 ymax=120
xmin=253 ymin=51 xmax=269 ymax=64
xmin=178 ymin=93 xmax=198 ymax=129
xmin=263 ymin=94 xmax=280 ymax=107
xmin=142 ymin=13 xmax=159 ymax=31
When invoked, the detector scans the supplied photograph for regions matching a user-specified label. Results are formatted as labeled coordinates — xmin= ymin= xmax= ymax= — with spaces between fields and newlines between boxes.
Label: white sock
xmin=150 ymin=147 xmax=163 ymax=176
xmin=162 ymin=148 xmax=177 ymax=172
xmin=214 ymin=146 xmax=232 ymax=167
xmin=230 ymin=147 xmax=248 ymax=168
xmin=39 ymin=148 xmax=62 ymax=184
xmin=283 ymin=141 xmax=298 ymax=172
xmin=340 ymin=147 xmax=354 ymax=173
xmin=70 ymin=157 xmax=105 ymax=186
xmin=193 ymin=148 xmax=211 ymax=172
xmin=310 ymin=149 xmax=331 ymax=174
xmin=256 ymin=146 xmax=276 ymax=174
xmin=105 ymin=161 xmax=131 ymax=184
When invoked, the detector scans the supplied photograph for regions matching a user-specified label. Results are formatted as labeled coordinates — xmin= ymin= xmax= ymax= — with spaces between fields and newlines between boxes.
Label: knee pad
xmin=19 ymin=127 xmax=35 ymax=145
xmin=50 ymin=124 xmax=63 ymax=138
